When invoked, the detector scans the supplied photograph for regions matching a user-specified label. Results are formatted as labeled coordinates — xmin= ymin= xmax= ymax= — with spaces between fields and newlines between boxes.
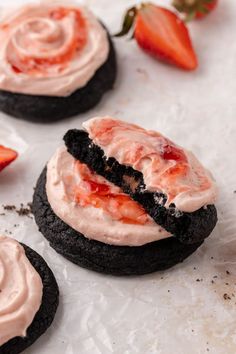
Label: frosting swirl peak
xmin=0 ymin=1 xmax=109 ymax=96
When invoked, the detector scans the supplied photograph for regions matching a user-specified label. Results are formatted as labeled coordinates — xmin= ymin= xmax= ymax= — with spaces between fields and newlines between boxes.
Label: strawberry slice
xmin=115 ymin=3 xmax=198 ymax=71
xmin=173 ymin=0 xmax=218 ymax=21
xmin=0 ymin=145 xmax=18 ymax=172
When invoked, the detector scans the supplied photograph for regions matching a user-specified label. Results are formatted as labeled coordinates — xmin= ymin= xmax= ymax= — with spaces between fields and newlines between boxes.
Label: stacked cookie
xmin=33 ymin=117 xmax=218 ymax=275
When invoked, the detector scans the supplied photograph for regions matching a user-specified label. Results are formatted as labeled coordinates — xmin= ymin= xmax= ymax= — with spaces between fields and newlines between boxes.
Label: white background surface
xmin=0 ymin=0 xmax=236 ymax=353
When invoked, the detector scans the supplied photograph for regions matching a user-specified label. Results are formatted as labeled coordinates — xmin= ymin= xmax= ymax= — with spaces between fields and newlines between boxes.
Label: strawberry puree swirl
xmin=83 ymin=117 xmax=218 ymax=212
xmin=0 ymin=1 xmax=109 ymax=96
xmin=0 ymin=235 xmax=43 ymax=346
xmin=46 ymin=148 xmax=171 ymax=246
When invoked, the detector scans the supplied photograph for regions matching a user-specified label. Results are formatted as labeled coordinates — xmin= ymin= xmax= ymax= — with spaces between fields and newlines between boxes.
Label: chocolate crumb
xmin=196 ymin=279 xmax=200 ymax=282
xmin=211 ymin=280 xmax=215 ymax=284
xmin=2 ymin=203 xmax=33 ymax=218
xmin=225 ymin=283 xmax=229 ymax=286
xmin=16 ymin=207 xmax=31 ymax=216
xmin=234 ymin=190 xmax=236 ymax=194
xmin=3 ymin=205 xmax=16 ymax=211
xmin=226 ymin=270 xmax=230 ymax=275
xmin=213 ymin=275 xmax=218 ymax=279
xmin=211 ymin=257 xmax=214 ymax=260
xmin=223 ymin=293 xmax=231 ymax=300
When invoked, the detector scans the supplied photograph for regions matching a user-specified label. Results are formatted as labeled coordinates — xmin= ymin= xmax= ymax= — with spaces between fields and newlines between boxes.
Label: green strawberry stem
xmin=114 ymin=6 xmax=137 ymax=37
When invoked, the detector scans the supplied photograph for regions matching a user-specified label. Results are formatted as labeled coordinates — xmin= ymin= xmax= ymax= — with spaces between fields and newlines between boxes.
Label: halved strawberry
xmin=173 ymin=0 xmax=218 ymax=21
xmin=0 ymin=145 xmax=18 ymax=172
xmin=115 ymin=3 xmax=198 ymax=71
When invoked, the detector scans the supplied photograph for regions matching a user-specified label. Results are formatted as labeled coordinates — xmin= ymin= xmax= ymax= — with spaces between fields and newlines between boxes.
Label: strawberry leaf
xmin=114 ymin=6 xmax=137 ymax=37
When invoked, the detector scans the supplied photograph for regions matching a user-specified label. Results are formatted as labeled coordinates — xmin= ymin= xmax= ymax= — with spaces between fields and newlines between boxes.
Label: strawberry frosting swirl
xmin=0 ymin=235 xmax=43 ymax=346
xmin=83 ymin=117 xmax=218 ymax=212
xmin=46 ymin=147 xmax=171 ymax=246
xmin=0 ymin=1 xmax=109 ymax=96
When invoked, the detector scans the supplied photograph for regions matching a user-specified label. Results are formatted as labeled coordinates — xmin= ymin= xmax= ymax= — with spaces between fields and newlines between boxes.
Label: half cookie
xmin=0 ymin=2 xmax=117 ymax=122
xmin=0 ymin=235 xmax=59 ymax=354
xmin=64 ymin=117 xmax=218 ymax=244
xmin=33 ymin=144 xmax=203 ymax=276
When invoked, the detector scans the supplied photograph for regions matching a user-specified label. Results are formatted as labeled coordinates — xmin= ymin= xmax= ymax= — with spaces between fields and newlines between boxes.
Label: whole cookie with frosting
xmin=0 ymin=235 xmax=59 ymax=354
xmin=0 ymin=1 xmax=117 ymax=122
xmin=32 ymin=118 xmax=216 ymax=275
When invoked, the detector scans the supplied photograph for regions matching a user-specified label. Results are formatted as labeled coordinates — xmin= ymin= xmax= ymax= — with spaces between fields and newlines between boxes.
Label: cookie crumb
xmin=223 ymin=293 xmax=231 ymax=300
xmin=3 ymin=205 xmax=16 ymax=211
xmin=2 ymin=203 xmax=33 ymax=218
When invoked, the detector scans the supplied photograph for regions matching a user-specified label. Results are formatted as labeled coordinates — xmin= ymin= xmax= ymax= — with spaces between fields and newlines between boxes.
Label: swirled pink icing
xmin=46 ymin=147 xmax=171 ymax=246
xmin=0 ymin=1 xmax=109 ymax=96
xmin=0 ymin=235 xmax=43 ymax=347
xmin=83 ymin=117 xmax=218 ymax=212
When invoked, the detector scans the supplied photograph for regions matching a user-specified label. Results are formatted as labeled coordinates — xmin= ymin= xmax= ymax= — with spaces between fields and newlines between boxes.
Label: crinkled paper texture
xmin=0 ymin=0 xmax=236 ymax=353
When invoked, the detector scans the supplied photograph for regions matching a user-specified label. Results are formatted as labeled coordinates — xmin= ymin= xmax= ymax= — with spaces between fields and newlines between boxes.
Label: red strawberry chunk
xmin=0 ymin=145 xmax=18 ymax=172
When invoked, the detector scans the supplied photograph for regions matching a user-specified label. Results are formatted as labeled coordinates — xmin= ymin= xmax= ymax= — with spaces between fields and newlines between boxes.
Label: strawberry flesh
xmin=134 ymin=4 xmax=198 ymax=70
xmin=0 ymin=145 xmax=18 ymax=172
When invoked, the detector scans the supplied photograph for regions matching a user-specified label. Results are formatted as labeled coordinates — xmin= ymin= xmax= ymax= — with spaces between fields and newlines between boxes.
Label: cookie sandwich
xmin=33 ymin=117 xmax=218 ymax=275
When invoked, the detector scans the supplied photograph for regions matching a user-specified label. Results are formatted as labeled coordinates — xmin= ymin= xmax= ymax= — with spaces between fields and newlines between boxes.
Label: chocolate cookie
xmin=0 ymin=34 xmax=116 ymax=123
xmin=64 ymin=129 xmax=217 ymax=245
xmin=0 ymin=244 xmax=59 ymax=354
xmin=32 ymin=167 xmax=203 ymax=276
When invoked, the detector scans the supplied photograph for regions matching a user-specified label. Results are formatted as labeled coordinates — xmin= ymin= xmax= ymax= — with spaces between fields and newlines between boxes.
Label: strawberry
xmin=0 ymin=145 xmax=18 ymax=172
xmin=115 ymin=3 xmax=198 ymax=71
xmin=173 ymin=0 xmax=218 ymax=21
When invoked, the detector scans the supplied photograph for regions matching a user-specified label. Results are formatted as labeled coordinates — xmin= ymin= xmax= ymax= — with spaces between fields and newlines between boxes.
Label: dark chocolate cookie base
xmin=0 ymin=244 xmax=59 ymax=354
xmin=32 ymin=167 xmax=203 ymax=276
xmin=64 ymin=129 xmax=218 ymax=245
xmin=0 ymin=32 xmax=116 ymax=122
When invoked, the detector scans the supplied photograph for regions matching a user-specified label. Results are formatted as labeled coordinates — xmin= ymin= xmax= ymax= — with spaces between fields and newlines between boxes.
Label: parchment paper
xmin=0 ymin=0 xmax=236 ymax=353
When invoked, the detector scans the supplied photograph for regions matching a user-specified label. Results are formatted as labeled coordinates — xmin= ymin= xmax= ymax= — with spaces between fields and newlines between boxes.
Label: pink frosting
xmin=46 ymin=147 xmax=171 ymax=246
xmin=83 ymin=117 xmax=218 ymax=212
xmin=0 ymin=235 xmax=43 ymax=346
xmin=0 ymin=1 xmax=109 ymax=96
